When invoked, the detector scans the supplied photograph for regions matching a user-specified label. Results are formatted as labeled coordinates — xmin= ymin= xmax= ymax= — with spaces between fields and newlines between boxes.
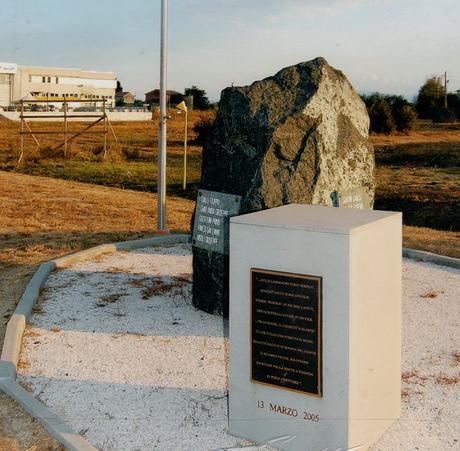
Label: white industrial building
xmin=0 ymin=62 xmax=117 ymax=108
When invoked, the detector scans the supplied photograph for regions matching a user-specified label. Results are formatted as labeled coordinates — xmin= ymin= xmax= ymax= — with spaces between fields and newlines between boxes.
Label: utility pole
xmin=444 ymin=71 xmax=448 ymax=109
xmin=158 ymin=0 xmax=168 ymax=231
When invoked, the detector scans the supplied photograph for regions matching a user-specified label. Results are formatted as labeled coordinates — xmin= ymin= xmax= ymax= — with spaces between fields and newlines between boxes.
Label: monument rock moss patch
xmin=193 ymin=57 xmax=375 ymax=316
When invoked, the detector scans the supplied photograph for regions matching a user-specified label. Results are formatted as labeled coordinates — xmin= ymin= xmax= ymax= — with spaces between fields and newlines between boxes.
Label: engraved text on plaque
xmin=251 ymin=269 xmax=322 ymax=396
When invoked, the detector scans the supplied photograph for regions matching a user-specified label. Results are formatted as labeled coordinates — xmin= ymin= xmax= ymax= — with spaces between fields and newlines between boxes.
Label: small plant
xmin=91 ymin=144 xmax=104 ymax=156
xmin=100 ymin=293 xmax=123 ymax=303
xmin=420 ymin=289 xmax=443 ymax=299
xmin=141 ymin=275 xmax=191 ymax=299
xmin=452 ymin=352 xmax=460 ymax=366
xmin=436 ymin=373 xmax=460 ymax=385
xmin=122 ymin=146 xmax=140 ymax=160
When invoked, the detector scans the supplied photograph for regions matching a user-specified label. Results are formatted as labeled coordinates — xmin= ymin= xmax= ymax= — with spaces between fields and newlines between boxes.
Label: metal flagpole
xmin=158 ymin=0 xmax=168 ymax=231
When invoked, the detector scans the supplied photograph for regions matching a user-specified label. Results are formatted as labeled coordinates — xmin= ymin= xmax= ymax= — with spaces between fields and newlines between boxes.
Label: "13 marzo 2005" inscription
xmin=257 ymin=400 xmax=320 ymax=422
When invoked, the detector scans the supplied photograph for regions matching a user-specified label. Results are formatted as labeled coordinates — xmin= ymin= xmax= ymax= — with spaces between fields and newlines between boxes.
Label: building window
xmin=42 ymin=76 xmax=46 ymax=83
xmin=0 ymin=74 xmax=11 ymax=85
xmin=47 ymin=77 xmax=51 ymax=83
xmin=55 ymin=77 xmax=59 ymax=84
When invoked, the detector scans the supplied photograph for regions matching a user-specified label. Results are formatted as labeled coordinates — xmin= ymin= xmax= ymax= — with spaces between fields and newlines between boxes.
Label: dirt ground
xmin=0 ymin=169 xmax=458 ymax=449
xmin=0 ymin=393 xmax=64 ymax=451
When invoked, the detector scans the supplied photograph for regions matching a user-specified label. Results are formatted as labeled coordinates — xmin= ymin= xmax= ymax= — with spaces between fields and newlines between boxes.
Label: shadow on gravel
xmin=16 ymin=375 xmax=232 ymax=451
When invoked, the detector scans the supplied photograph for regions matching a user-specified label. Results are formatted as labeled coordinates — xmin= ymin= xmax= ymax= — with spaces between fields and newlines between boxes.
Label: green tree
xmin=369 ymin=98 xmax=396 ymax=134
xmin=361 ymin=93 xmax=381 ymax=110
xmin=115 ymin=81 xmax=124 ymax=107
xmin=447 ymin=93 xmax=460 ymax=121
xmin=362 ymin=93 xmax=417 ymax=133
xmin=415 ymin=77 xmax=445 ymax=120
xmin=184 ymin=86 xmax=211 ymax=110
xmin=385 ymin=95 xmax=417 ymax=132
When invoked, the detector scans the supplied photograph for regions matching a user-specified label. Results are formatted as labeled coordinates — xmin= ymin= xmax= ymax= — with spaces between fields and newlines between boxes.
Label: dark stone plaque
xmin=251 ymin=269 xmax=322 ymax=397
xmin=192 ymin=189 xmax=241 ymax=255
xmin=331 ymin=187 xmax=369 ymax=209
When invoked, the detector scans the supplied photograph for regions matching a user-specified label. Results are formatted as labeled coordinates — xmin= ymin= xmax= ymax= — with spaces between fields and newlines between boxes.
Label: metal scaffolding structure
xmin=18 ymin=97 xmax=117 ymax=164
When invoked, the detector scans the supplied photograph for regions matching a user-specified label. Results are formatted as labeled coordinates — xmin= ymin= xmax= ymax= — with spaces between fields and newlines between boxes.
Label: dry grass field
xmin=0 ymin=111 xmax=211 ymax=201
xmin=0 ymin=114 xmax=459 ymax=449
xmin=374 ymin=141 xmax=460 ymax=231
xmin=0 ymin=113 xmax=458 ymax=241
xmin=370 ymin=126 xmax=460 ymax=147
xmin=1 ymin=113 xmax=459 ymax=229
xmin=0 ymin=110 xmax=211 ymax=160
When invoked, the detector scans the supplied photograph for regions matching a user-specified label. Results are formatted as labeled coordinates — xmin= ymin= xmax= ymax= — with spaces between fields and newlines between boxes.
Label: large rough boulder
xmin=192 ymin=57 xmax=375 ymax=316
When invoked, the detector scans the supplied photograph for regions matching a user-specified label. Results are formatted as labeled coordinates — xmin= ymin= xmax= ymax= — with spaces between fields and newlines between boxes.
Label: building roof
xmin=18 ymin=64 xmax=116 ymax=80
xmin=0 ymin=62 xmax=18 ymax=74
xmin=145 ymin=89 xmax=182 ymax=96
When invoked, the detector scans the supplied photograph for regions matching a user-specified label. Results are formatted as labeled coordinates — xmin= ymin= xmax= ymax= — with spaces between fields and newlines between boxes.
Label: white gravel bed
xmin=17 ymin=245 xmax=459 ymax=451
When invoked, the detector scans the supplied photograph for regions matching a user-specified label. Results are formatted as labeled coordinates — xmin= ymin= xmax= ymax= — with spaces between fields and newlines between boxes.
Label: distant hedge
xmin=361 ymin=93 xmax=417 ymax=134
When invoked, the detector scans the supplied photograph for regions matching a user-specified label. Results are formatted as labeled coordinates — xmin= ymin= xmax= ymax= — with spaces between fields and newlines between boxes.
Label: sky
xmin=1 ymin=0 xmax=459 ymax=101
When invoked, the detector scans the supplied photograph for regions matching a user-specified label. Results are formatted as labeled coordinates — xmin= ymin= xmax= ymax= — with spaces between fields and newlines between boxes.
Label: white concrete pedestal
xmin=229 ymin=204 xmax=401 ymax=451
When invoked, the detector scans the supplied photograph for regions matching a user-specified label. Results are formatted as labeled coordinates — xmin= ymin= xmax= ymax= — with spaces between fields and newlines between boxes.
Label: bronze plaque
xmin=251 ymin=269 xmax=322 ymax=397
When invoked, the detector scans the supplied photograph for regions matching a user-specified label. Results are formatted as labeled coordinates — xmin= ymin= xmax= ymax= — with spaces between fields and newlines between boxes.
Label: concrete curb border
xmin=403 ymin=247 xmax=460 ymax=270
xmin=0 ymin=234 xmax=190 ymax=451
